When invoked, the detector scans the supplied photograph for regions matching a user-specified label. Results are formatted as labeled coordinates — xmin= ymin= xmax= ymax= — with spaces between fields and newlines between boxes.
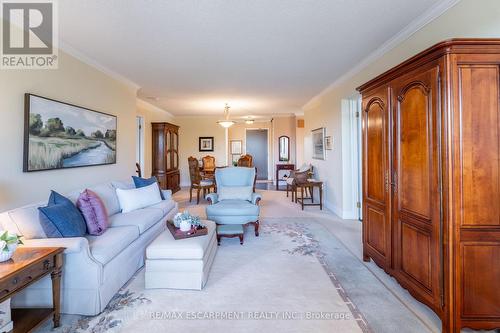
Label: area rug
xmin=37 ymin=219 xmax=370 ymax=333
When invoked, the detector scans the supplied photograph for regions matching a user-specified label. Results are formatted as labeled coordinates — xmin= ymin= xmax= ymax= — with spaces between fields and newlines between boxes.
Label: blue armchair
xmin=206 ymin=167 xmax=262 ymax=236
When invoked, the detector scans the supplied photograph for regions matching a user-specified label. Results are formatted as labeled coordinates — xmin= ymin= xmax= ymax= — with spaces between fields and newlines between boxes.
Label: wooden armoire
xmin=357 ymin=39 xmax=500 ymax=333
xmin=151 ymin=122 xmax=180 ymax=193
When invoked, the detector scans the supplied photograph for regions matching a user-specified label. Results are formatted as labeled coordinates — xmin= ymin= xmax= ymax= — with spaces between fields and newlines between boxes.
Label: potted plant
xmin=173 ymin=211 xmax=203 ymax=232
xmin=0 ymin=231 xmax=23 ymax=262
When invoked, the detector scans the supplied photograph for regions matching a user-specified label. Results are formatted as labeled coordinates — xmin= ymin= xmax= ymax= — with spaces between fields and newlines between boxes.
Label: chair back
xmin=188 ymin=157 xmax=202 ymax=185
xmin=202 ymin=155 xmax=216 ymax=172
xmin=215 ymin=167 xmax=255 ymax=189
xmin=237 ymin=154 xmax=253 ymax=167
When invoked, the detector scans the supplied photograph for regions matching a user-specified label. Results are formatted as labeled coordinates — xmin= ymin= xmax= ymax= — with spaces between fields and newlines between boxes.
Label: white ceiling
xmin=58 ymin=0 xmax=442 ymax=116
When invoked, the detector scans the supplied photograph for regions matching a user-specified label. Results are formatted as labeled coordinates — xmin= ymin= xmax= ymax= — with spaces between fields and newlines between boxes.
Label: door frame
xmin=244 ymin=128 xmax=271 ymax=180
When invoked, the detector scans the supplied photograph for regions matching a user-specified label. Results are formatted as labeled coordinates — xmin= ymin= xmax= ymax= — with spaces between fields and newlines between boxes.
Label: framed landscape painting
xmin=24 ymin=94 xmax=117 ymax=172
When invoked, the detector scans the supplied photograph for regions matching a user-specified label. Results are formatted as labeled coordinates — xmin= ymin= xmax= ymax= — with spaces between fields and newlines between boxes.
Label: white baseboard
xmin=323 ymin=200 xmax=342 ymax=218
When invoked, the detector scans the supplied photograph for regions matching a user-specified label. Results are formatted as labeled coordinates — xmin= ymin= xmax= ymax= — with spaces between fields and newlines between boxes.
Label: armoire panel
xmin=461 ymin=243 xmax=500 ymax=318
xmin=459 ymin=65 xmax=500 ymax=227
xmin=401 ymin=223 xmax=432 ymax=291
xmin=398 ymin=85 xmax=431 ymax=220
xmin=365 ymin=100 xmax=386 ymax=204
xmin=366 ymin=206 xmax=387 ymax=256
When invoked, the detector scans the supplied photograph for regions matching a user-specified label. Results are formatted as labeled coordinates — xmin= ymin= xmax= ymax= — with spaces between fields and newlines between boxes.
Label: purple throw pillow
xmin=76 ymin=189 xmax=109 ymax=236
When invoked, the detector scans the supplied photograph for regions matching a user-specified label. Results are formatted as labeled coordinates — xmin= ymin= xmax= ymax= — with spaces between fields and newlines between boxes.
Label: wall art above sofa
xmin=24 ymin=94 xmax=117 ymax=172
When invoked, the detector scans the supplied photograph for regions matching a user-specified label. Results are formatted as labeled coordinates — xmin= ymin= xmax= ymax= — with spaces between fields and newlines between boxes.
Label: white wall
xmin=0 ymin=50 xmax=137 ymax=211
xmin=303 ymin=0 xmax=500 ymax=217
xmin=136 ymin=99 xmax=175 ymax=178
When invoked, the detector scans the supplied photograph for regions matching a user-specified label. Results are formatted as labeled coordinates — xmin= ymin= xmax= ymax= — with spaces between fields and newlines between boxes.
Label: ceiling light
xmin=245 ymin=119 xmax=254 ymax=125
xmin=217 ymin=103 xmax=235 ymax=128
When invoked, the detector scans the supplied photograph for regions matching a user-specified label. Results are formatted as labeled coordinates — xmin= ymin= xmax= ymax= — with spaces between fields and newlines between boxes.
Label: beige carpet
xmin=36 ymin=188 xmax=445 ymax=333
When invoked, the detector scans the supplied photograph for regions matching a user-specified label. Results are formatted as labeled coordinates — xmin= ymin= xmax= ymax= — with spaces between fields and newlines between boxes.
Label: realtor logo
xmin=1 ymin=0 xmax=58 ymax=69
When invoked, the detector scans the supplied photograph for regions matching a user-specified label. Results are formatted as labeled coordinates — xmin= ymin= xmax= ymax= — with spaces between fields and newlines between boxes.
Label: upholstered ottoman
xmin=145 ymin=220 xmax=217 ymax=290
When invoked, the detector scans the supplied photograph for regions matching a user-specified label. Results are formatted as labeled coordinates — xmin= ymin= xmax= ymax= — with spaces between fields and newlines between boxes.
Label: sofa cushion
xmin=206 ymin=199 xmax=259 ymax=216
xmin=111 ymin=180 xmax=135 ymax=190
xmin=86 ymin=226 xmax=139 ymax=265
xmin=88 ymin=183 xmax=121 ymax=216
xmin=76 ymin=189 xmax=109 ymax=236
xmin=109 ymin=208 xmax=164 ymax=234
xmin=132 ymin=176 xmax=165 ymax=200
xmin=116 ymin=183 xmax=162 ymax=213
xmin=147 ymin=199 xmax=176 ymax=216
xmin=146 ymin=220 xmax=216 ymax=260
xmin=6 ymin=203 xmax=47 ymax=239
xmin=38 ymin=191 xmax=87 ymax=238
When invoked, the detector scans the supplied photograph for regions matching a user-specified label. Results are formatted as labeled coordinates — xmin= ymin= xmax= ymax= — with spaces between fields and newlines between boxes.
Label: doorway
xmin=341 ymin=95 xmax=363 ymax=220
xmin=246 ymin=129 xmax=269 ymax=180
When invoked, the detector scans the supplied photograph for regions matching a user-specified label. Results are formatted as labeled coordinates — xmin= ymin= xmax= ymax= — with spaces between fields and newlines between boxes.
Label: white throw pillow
xmin=218 ymin=186 xmax=253 ymax=201
xmin=116 ymin=183 xmax=162 ymax=213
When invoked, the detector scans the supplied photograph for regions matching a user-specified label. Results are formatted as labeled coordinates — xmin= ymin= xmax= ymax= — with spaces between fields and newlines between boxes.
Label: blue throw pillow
xmin=132 ymin=176 xmax=165 ymax=200
xmin=38 ymin=191 xmax=87 ymax=238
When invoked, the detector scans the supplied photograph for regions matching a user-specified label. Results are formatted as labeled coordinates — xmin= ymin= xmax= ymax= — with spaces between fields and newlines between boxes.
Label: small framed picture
xmin=230 ymin=140 xmax=242 ymax=154
xmin=199 ymin=137 xmax=214 ymax=152
xmin=312 ymin=127 xmax=326 ymax=160
xmin=325 ymin=136 xmax=333 ymax=150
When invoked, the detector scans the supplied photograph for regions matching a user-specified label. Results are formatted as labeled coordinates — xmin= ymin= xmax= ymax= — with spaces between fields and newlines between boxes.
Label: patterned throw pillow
xmin=132 ymin=176 xmax=165 ymax=200
xmin=77 ymin=189 xmax=109 ymax=236
xmin=38 ymin=191 xmax=87 ymax=238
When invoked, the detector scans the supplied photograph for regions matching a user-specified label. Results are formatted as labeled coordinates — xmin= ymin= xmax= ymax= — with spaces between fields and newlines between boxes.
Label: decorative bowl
xmin=0 ymin=244 xmax=17 ymax=262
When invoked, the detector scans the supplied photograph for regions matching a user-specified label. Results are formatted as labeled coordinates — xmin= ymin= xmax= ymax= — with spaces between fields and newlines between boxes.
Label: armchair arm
xmin=161 ymin=189 xmax=173 ymax=200
xmin=206 ymin=193 xmax=219 ymax=204
xmin=251 ymin=193 xmax=262 ymax=205
xmin=22 ymin=237 xmax=89 ymax=254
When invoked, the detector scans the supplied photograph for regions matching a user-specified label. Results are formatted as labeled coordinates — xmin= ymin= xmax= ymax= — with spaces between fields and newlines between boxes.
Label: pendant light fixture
xmin=217 ymin=103 xmax=235 ymax=128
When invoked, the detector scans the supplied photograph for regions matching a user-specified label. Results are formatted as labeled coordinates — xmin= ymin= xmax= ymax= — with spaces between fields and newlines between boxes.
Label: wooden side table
xmin=296 ymin=181 xmax=323 ymax=210
xmin=276 ymin=164 xmax=295 ymax=190
xmin=0 ymin=247 xmax=64 ymax=333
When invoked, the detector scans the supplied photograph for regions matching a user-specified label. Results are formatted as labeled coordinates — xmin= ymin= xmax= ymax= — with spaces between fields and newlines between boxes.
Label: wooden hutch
xmin=151 ymin=122 xmax=180 ymax=193
xmin=357 ymin=39 xmax=500 ymax=332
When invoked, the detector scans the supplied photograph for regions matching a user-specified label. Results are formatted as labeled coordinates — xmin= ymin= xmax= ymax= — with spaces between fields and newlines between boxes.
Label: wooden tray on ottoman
xmin=166 ymin=220 xmax=208 ymax=240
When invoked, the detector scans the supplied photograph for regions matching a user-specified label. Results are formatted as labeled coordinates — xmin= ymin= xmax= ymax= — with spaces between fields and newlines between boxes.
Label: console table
xmin=296 ymin=180 xmax=323 ymax=210
xmin=0 ymin=247 xmax=64 ymax=333
xmin=275 ymin=164 xmax=295 ymax=190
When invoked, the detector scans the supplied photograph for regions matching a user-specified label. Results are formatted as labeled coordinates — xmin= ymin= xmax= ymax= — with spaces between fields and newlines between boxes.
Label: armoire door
xmin=392 ymin=65 xmax=442 ymax=313
xmin=362 ymin=86 xmax=392 ymax=270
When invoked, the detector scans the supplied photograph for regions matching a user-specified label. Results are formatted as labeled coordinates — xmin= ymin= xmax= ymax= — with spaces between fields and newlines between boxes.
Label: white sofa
xmin=0 ymin=180 xmax=178 ymax=316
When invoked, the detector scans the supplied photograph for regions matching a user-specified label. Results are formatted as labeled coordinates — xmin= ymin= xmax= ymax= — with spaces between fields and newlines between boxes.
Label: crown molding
xmin=137 ymin=98 xmax=174 ymax=118
xmin=302 ymin=0 xmax=461 ymax=110
xmin=59 ymin=40 xmax=141 ymax=92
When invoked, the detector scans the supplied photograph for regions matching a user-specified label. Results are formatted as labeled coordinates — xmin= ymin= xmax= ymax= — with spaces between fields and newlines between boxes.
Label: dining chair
xmin=188 ymin=157 xmax=215 ymax=204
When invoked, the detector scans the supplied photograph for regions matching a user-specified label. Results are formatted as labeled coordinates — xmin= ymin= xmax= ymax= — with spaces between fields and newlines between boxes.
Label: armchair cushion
xmin=206 ymin=200 xmax=259 ymax=217
xmin=218 ymin=186 xmax=253 ymax=201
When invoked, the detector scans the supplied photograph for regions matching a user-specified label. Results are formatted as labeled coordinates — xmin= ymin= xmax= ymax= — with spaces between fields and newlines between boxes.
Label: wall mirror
xmin=279 ymin=135 xmax=290 ymax=161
